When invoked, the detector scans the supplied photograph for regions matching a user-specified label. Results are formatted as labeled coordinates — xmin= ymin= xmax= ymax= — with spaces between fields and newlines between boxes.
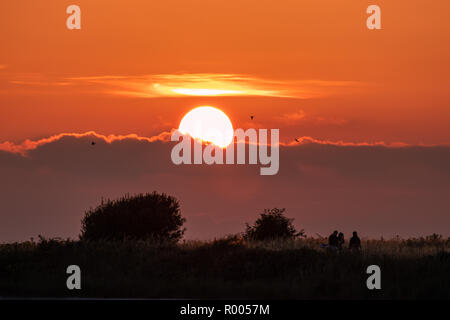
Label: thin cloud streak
xmin=287 ymin=136 xmax=411 ymax=148
xmin=68 ymin=73 xmax=366 ymax=99
xmin=276 ymin=110 xmax=349 ymax=126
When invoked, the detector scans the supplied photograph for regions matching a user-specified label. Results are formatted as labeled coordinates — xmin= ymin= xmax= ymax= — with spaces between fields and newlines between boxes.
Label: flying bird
xmin=250 ymin=115 xmax=254 ymax=120
xmin=91 ymin=141 xmax=96 ymax=146
xmin=295 ymin=138 xmax=299 ymax=143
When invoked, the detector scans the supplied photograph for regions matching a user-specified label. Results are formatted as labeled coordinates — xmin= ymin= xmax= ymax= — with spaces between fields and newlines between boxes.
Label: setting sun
xmin=178 ymin=106 xmax=234 ymax=148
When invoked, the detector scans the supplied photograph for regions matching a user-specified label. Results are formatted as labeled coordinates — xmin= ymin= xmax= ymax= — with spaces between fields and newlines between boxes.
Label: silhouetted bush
xmin=80 ymin=192 xmax=186 ymax=242
xmin=244 ymin=208 xmax=305 ymax=241
xmin=211 ymin=234 xmax=245 ymax=250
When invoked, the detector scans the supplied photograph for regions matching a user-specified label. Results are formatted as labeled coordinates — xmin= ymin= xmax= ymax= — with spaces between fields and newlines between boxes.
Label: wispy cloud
xmin=286 ymin=136 xmax=410 ymax=147
xmin=68 ymin=73 xmax=365 ymax=99
xmin=276 ymin=109 xmax=348 ymax=126
xmin=276 ymin=110 xmax=306 ymax=124
xmin=9 ymin=80 xmax=71 ymax=86
xmin=4 ymin=73 xmax=71 ymax=89
xmin=3 ymin=73 xmax=366 ymax=98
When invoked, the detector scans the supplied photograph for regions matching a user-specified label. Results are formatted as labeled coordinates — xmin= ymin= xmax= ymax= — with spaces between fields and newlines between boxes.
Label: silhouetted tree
xmin=80 ymin=192 xmax=186 ymax=242
xmin=244 ymin=208 xmax=305 ymax=241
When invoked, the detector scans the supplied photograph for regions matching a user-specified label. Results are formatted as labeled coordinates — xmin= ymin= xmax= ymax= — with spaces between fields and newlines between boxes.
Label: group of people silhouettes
xmin=328 ymin=230 xmax=361 ymax=251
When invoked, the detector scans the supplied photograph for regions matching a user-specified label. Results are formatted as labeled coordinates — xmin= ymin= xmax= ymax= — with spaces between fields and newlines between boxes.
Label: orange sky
xmin=1 ymin=1 xmax=450 ymax=241
xmin=1 ymin=0 xmax=450 ymax=144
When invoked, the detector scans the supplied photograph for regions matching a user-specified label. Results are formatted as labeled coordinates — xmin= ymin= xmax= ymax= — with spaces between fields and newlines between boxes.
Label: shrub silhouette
xmin=80 ymin=192 xmax=186 ymax=242
xmin=244 ymin=208 xmax=305 ymax=241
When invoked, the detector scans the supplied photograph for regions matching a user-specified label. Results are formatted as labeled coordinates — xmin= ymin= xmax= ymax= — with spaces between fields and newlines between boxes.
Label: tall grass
xmin=0 ymin=235 xmax=449 ymax=299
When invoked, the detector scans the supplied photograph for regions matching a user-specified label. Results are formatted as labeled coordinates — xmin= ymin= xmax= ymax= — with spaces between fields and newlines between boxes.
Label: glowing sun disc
xmin=178 ymin=106 xmax=234 ymax=148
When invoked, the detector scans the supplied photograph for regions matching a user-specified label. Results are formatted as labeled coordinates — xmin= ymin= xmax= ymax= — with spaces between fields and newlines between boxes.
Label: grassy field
xmin=1 ymin=236 xmax=449 ymax=299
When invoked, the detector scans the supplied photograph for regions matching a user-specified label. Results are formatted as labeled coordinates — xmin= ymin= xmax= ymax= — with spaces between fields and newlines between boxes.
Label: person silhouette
xmin=328 ymin=230 xmax=338 ymax=250
xmin=337 ymin=232 xmax=345 ymax=250
xmin=349 ymin=231 xmax=361 ymax=251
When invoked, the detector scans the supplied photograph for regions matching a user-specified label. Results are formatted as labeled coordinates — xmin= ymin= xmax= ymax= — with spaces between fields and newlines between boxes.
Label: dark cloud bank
xmin=1 ymin=133 xmax=450 ymax=242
